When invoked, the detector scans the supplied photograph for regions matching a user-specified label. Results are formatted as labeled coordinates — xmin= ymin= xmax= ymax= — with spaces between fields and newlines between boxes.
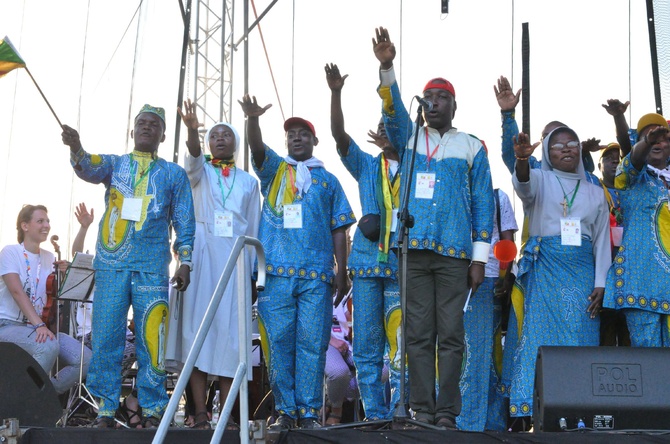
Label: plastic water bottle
xmin=211 ymin=390 xmax=220 ymax=428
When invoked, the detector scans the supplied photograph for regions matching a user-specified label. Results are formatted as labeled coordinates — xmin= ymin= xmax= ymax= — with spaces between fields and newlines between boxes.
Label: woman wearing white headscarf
xmin=165 ymin=100 xmax=260 ymax=429
xmin=500 ymin=127 xmax=610 ymax=419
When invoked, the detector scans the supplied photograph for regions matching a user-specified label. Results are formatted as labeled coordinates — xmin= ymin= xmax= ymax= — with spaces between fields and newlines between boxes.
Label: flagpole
xmin=24 ymin=66 xmax=63 ymax=129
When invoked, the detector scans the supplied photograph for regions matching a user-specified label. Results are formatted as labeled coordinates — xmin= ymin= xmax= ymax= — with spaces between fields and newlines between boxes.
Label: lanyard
xmin=130 ymin=154 xmax=157 ymax=192
xmin=22 ymin=245 xmax=41 ymax=306
xmin=424 ymin=130 xmax=440 ymax=171
xmin=555 ymin=175 xmax=581 ymax=217
xmin=215 ymin=164 xmax=237 ymax=209
xmin=287 ymin=164 xmax=297 ymax=195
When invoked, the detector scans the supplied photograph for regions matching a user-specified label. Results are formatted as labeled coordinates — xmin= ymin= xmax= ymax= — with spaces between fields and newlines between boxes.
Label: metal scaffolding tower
xmin=192 ymin=0 xmax=236 ymax=130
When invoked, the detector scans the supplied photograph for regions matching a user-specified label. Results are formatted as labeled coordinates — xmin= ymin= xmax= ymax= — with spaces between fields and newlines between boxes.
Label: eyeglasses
xmin=549 ymin=141 xmax=580 ymax=151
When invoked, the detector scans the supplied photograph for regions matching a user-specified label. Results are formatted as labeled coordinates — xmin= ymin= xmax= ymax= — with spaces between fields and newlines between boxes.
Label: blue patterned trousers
xmin=352 ymin=276 xmax=406 ymax=420
xmin=257 ymin=275 xmax=332 ymax=419
xmin=88 ymin=270 xmax=170 ymax=419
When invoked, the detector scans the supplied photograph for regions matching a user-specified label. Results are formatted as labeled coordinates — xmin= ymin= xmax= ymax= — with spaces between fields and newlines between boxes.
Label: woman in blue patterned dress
xmin=502 ymin=126 xmax=610 ymax=418
xmin=603 ymin=114 xmax=670 ymax=347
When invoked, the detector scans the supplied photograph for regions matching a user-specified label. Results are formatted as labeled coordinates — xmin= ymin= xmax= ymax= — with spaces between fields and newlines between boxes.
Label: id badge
xmin=284 ymin=204 xmax=303 ymax=229
xmin=214 ymin=210 xmax=234 ymax=237
xmin=560 ymin=217 xmax=582 ymax=246
xmin=611 ymin=227 xmax=623 ymax=247
xmin=121 ymin=198 xmax=143 ymax=221
xmin=391 ymin=208 xmax=398 ymax=232
xmin=415 ymin=172 xmax=436 ymax=200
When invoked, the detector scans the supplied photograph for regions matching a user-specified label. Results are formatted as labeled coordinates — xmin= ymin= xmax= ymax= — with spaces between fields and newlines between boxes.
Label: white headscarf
xmin=541 ymin=126 xmax=586 ymax=181
xmin=205 ymin=122 xmax=240 ymax=160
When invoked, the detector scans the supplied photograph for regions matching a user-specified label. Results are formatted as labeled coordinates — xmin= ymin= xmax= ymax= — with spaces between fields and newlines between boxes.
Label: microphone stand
xmin=326 ymin=101 xmax=441 ymax=431
xmin=388 ymin=102 xmax=440 ymax=430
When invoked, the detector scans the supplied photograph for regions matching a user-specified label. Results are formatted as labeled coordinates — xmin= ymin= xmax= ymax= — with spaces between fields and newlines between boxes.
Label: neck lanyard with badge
xmin=555 ymin=175 xmax=581 ymax=246
xmin=283 ymin=164 xmax=303 ymax=229
xmin=22 ymin=245 xmax=42 ymax=317
xmin=415 ymin=130 xmax=439 ymax=200
xmin=122 ymin=154 xmax=156 ymax=222
xmin=214 ymin=163 xmax=237 ymax=237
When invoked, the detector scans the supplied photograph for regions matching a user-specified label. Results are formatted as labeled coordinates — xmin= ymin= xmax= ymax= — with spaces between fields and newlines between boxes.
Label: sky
xmin=0 ymin=0 xmax=660 ymax=259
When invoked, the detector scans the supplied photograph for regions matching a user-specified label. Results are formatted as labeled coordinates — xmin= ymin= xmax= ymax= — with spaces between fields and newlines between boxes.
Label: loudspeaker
xmin=533 ymin=346 xmax=670 ymax=432
xmin=0 ymin=342 xmax=62 ymax=427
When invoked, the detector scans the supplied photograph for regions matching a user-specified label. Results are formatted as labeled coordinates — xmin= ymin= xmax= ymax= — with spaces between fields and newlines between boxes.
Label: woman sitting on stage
xmin=0 ymin=204 xmax=92 ymax=395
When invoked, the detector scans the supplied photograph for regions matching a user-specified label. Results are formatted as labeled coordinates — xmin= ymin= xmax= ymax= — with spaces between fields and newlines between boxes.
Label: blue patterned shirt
xmin=253 ymin=146 xmax=356 ymax=282
xmin=604 ymin=154 xmax=670 ymax=314
xmin=70 ymin=148 xmax=195 ymax=275
xmin=378 ymin=69 xmax=494 ymax=262
xmin=339 ymin=139 xmax=397 ymax=279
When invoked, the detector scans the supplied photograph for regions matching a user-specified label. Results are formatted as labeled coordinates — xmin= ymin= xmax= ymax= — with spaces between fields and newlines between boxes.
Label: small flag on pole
xmin=0 ymin=36 xmax=62 ymax=127
xmin=0 ymin=36 xmax=26 ymax=78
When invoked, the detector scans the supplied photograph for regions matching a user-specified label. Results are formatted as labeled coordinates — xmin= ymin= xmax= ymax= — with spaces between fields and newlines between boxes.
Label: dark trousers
xmin=404 ymin=250 xmax=469 ymax=422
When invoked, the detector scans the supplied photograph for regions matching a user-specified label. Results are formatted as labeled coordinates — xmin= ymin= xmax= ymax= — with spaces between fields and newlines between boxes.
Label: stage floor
xmin=18 ymin=426 xmax=670 ymax=444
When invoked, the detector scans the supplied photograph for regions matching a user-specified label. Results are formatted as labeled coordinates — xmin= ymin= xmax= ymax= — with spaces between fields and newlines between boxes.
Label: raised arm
xmin=72 ymin=203 xmax=94 ymax=255
xmin=602 ymin=99 xmax=632 ymax=156
xmin=373 ymin=27 xmax=396 ymax=71
xmin=178 ymin=98 xmax=205 ymax=158
xmin=373 ymin=27 xmax=411 ymax=154
xmin=630 ymin=125 xmax=669 ymax=171
xmin=513 ymin=132 xmax=540 ymax=183
xmin=238 ymin=94 xmax=272 ymax=167
xmin=495 ymin=76 xmax=521 ymax=173
xmin=325 ymin=63 xmax=352 ymax=155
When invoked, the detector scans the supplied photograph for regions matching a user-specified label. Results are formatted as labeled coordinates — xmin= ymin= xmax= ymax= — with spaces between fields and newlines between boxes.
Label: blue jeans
xmin=0 ymin=320 xmax=91 ymax=394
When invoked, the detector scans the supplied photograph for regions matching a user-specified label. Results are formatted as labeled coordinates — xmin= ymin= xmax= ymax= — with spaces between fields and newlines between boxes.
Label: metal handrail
xmin=153 ymin=235 xmax=266 ymax=444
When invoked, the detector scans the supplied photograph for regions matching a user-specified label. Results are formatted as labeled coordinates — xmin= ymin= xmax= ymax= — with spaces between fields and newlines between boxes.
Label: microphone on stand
xmin=414 ymin=96 xmax=433 ymax=112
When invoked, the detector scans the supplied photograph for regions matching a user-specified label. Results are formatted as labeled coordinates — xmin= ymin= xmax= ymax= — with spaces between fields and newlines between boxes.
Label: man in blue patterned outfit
xmin=325 ymin=63 xmax=404 ymax=421
xmin=61 ymin=105 xmax=195 ymax=428
xmin=373 ymin=27 xmax=494 ymax=430
xmin=239 ymin=94 xmax=356 ymax=430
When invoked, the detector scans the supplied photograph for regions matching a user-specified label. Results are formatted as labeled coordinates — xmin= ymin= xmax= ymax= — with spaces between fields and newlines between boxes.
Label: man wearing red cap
xmin=239 ymin=95 xmax=356 ymax=430
xmin=372 ymin=27 xmax=494 ymax=429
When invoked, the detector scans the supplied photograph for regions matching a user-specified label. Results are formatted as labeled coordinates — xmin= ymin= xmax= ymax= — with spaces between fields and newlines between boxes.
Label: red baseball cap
xmin=423 ymin=77 xmax=456 ymax=98
xmin=284 ymin=117 xmax=316 ymax=137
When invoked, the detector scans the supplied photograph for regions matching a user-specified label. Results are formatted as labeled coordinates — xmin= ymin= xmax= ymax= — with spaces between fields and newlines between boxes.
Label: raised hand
xmin=581 ymin=137 xmax=602 ymax=153
xmin=367 ymin=129 xmax=390 ymax=150
xmin=325 ymin=63 xmax=349 ymax=92
xmin=513 ymin=132 xmax=539 ymax=159
xmin=602 ymin=99 xmax=630 ymax=117
xmin=494 ymin=76 xmax=521 ymax=111
xmin=238 ymin=94 xmax=272 ymax=118
xmin=178 ymin=98 xmax=203 ymax=131
xmin=372 ymin=26 xmax=396 ymax=69
xmin=646 ymin=125 xmax=669 ymax=145
xmin=74 ymin=203 xmax=95 ymax=229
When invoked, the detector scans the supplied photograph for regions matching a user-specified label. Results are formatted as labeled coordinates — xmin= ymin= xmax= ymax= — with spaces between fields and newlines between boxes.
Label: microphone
xmin=415 ymin=96 xmax=433 ymax=112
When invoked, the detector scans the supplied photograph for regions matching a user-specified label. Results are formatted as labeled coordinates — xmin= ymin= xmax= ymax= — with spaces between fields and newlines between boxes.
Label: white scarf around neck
xmin=284 ymin=155 xmax=324 ymax=196
xmin=647 ymin=164 xmax=670 ymax=182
